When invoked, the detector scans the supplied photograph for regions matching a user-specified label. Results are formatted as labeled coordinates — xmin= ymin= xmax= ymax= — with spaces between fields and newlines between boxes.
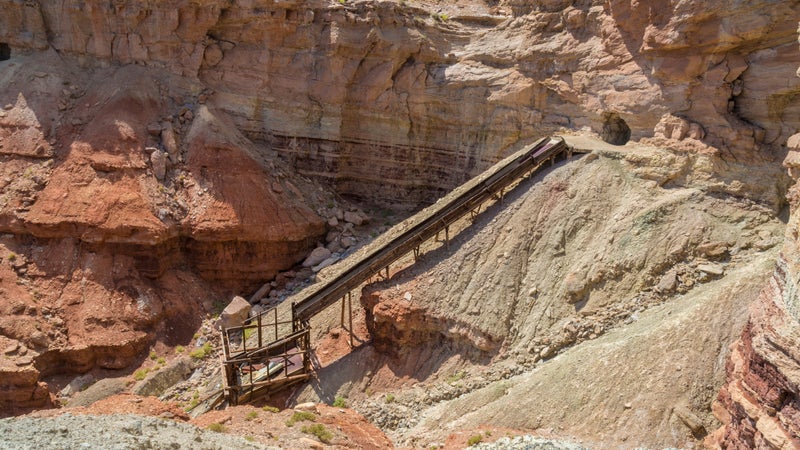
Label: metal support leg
xmin=445 ymin=226 xmax=450 ymax=249
xmin=348 ymin=293 xmax=353 ymax=348
xmin=340 ymin=296 xmax=345 ymax=327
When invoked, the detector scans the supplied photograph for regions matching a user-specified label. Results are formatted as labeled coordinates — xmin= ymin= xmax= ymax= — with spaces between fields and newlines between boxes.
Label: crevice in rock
xmin=601 ymin=112 xmax=631 ymax=145
xmin=0 ymin=43 xmax=10 ymax=61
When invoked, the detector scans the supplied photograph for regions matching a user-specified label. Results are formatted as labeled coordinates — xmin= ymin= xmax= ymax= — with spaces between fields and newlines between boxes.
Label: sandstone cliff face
xmin=2 ymin=0 xmax=797 ymax=206
xmin=0 ymin=49 xmax=326 ymax=412
xmin=708 ymin=27 xmax=800 ymax=450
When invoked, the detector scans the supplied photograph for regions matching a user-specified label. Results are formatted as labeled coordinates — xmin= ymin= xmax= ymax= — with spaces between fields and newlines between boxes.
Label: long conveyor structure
xmin=219 ymin=136 xmax=573 ymax=405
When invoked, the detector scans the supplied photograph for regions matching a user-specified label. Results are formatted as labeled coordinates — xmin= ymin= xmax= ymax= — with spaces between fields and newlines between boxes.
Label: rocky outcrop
xmin=0 ymin=52 xmax=325 ymax=412
xmin=708 ymin=29 xmax=800 ymax=449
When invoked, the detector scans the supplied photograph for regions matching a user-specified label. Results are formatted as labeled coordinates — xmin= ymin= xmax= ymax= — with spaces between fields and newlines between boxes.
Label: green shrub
xmin=447 ymin=369 xmax=466 ymax=384
xmin=133 ymin=368 xmax=150 ymax=381
xmin=175 ymin=345 xmax=185 ymax=354
xmin=286 ymin=411 xmax=316 ymax=427
xmin=156 ymin=357 xmax=166 ymax=365
xmin=244 ymin=436 xmax=255 ymax=442
xmin=332 ymin=396 xmax=347 ymax=408
xmin=467 ymin=434 xmax=483 ymax=446
xmin=385 ymin=393 xmax=395 ymax=404
xmin=149 ymin=350 xmax=157 ymax=360
xmin=206 ymin=423 xmax=227 ymax=433
xmin=262 ymin=405 xmax=279 ymax=413
xmin=245 ymin=411 xmax=258 ymax=421
xmin=189 ymin=342 xmax=213 ymax=359
xmin=301 ymin=423 xmax=333 ymax=443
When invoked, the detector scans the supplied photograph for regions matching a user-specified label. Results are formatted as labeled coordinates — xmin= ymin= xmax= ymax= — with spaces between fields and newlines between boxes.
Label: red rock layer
xmin=711 ymin=258 xmax=800 ymax=449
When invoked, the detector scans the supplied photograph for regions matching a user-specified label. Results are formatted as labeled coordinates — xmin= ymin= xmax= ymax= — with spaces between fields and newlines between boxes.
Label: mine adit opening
xmin=601 ymin=112 xmax=631 ymax=145
xmin=0 ymin=43 xmax=9 ymax=61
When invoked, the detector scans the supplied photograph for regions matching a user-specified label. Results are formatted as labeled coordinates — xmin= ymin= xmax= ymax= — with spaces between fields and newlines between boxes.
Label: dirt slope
xmin=297 ymin=140 xmax=786 ymax=449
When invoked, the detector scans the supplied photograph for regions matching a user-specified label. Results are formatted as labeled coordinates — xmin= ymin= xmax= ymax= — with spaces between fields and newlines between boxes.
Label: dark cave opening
xmin=601 ymin=112 xmax=631 ymax=145
xmin=0 ymin=43 xmax=10 ymax=61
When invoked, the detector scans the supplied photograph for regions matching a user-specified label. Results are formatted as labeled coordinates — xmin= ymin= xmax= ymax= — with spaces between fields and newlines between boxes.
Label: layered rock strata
xmin=2 ymin=0 xmax=798 ymax=206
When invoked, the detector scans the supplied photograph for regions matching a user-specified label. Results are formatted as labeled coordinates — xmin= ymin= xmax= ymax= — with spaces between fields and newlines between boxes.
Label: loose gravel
xmin=0 ymin=413 xmax=278 ymax=450
xmin=473 ymin=435 xmax=588 ymax=450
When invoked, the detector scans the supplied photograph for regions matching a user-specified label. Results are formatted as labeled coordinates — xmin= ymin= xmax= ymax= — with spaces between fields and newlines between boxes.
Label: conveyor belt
xmin=289 ymin=136 xmax=571 ymax=326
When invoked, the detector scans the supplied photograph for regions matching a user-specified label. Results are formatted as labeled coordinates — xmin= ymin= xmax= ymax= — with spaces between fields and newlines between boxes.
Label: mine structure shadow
xmin=220 ymin=136 xmax=578 ymax=406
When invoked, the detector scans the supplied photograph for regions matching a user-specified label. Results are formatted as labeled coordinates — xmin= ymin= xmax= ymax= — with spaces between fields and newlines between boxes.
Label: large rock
xmin=132 ymin=357 xmax=193 ymax=397
xmin=215 ymin=296 xmax=251 ymax=330
xmin=302 ymin=247 xmax=331 ymax=268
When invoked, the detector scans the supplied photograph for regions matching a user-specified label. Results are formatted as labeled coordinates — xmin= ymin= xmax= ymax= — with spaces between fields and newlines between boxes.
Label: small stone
xmin=674 ymin=405 xmax=705 ymax=435
xmin=403 ymin=292 xmax=412 ymax=301
xmin=295 ymin=402 xmax=317 ymax=412
xmin=656 ymin=269 xmax=678 ymax=293
xmin=343 ymin=211 xmax=363 ymax=226
xmin=297 ymin=437 xmax=323 ymax=450
xmin=328 ymin=216 xmax=339 ymax=227
xmin=3 ymin=341 xmax=19 ymax=355
xmin=624 ymin=402 xmax=632 ymax=409
xmin=146 ymin=122 xmax=162 ymax=136
xmin=340 ymin=237 xmax=355 ymax=248
xmin=698 ymin=263 xmax=724 ymax=276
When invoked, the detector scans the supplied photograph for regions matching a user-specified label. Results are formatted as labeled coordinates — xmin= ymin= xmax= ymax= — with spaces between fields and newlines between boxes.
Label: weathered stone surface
xmin=132 ymin=357 xmax=193 ymax=397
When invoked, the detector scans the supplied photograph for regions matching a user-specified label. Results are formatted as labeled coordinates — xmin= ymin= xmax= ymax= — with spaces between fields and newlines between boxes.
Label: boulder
xmin=303 ymin=247 xmax=331 ymax=267
xmin=67 ymin=378 xmax=128 ymax=408
xmin=215 ymin=296 xmax=251 ymax=330
xmin=150 ymin=150 xmax=168 ymax=181
xmin=132 ymin=357 xmax=193 ymax=398
xmin=249 ymin=282 xmax=271 ymax=304
xmin=60 ymin=374 xmax=94 ymax=397
xmin=343 ymin=211 xmax=363 ymax=226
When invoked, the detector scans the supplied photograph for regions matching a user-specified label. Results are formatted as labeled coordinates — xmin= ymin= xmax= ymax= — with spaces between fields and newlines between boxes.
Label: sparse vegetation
xmin=301 ymin=423 xmax=333 ymax=443
xmin=243 ymin=327 xmax=257 ymax=340
xmin=385 ymin=393 xmax=395 ymax=404
xmin=149 ymin=350 xmax=157 ymax=360
xmin=206 ymin=423 xmax=227 ymax=433
xmin=133 ymin=368 xmax=150 ymax=381
xmin=189 ymin=342 xmax=213 ymax=359
xmin=332 ymin=396 xmax=347 ymax=408
xmin=286 ymin=411 xmax=316 ymax=427
xmin=175 ymin=345 xmax=185 ymax=354
xmin=7 ymin=253 xmax=16 ymax=261
xmin=245 ymin=411 xmax=258 ymax=421
xmin=467 ymin=434 xmax=483 ymax=446
xmin=262 ymin=405 xmax=279 ymax=413
xmin=244 ymin=436 xmax=255 ymax=442
xmin=447 ymin=369 xmax=466 ymax=384
xmin=156 ymin=357 xmax=166 ymax=365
